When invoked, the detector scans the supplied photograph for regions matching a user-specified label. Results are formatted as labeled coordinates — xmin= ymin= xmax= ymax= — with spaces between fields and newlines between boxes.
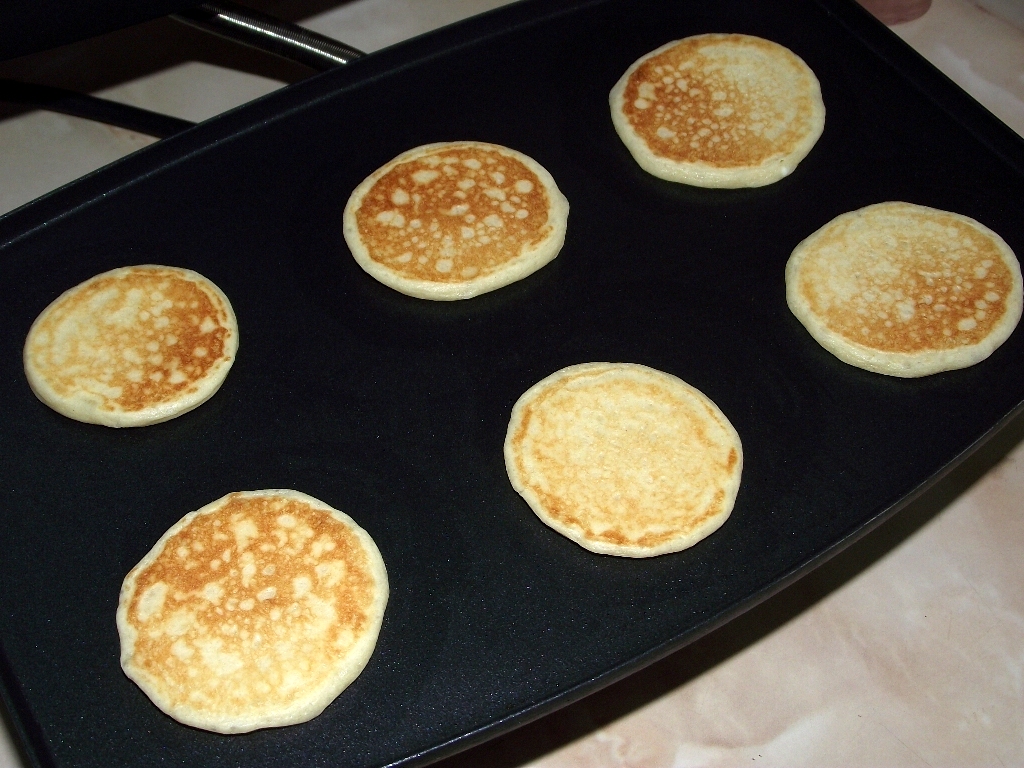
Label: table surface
xmin=1 ymin=0 xmax=1023 ymax=765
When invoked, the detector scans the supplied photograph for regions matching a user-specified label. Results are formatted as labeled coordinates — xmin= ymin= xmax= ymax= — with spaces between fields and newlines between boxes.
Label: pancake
xmin=343 ymin=141 xmax=569 ymax=300
xmin=609 ymin=34 xmax=825 ymax=188
xmin=786 ymin=202 xmax=1023 ymax=377
xmin=117 ymin=489 xmax=389 ymax=734
xmin=23 ymin=265 xmax=238 ymax=427
xmin=504 ymin=363 xmax=742 ymax=558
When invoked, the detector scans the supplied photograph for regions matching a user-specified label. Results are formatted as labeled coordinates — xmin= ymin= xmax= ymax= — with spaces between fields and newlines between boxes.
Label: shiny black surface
xmin=2 ymin=1 xmax=1024 ymax=766
xmin=172 ymin=1 xmax=364 ymax=70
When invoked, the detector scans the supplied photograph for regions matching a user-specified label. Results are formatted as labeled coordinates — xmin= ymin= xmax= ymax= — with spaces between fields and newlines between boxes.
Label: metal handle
xmin=0 ymin=79 xmax=195 ymax=138
xmin=171 ymin=1 xmax=364 ymax=71
xmin=0 ymin=3 xmax=362 ymax=140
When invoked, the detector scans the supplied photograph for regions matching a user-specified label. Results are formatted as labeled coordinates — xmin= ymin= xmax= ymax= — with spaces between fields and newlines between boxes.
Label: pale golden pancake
xmin=504 ymin=363 xmax=742 ymax=557
xmin=117 ymin=490 xmax=389 ymax=734
xmin=786 ymin=202 xmax=1023 ymax=377
xmin=343 ymin=141 xmax=569 ymax=300
xmin=23 ymin=265 xmax=238 ymax=427
xmin=609 ymin=34 xmax=825 ymax=188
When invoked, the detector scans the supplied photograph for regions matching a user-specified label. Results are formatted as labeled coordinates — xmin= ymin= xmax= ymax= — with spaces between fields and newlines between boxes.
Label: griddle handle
xmin=0 ymin=79 xmax=196 ymax=138
xmin=171 ymin=1 xmax=364 ymax=71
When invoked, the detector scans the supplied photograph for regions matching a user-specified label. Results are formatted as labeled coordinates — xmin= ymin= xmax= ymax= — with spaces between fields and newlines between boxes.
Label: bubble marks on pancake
xmin=610 ymin=34 xmax=826 ymax=188
xmin=343 ymin=141 xmax=569 ymax=300
xmin=23 ymin=265 xmax=238 ymax=427
xmin=504 ymin=363 xmax=743 ymax=558
xmin=786 ymin=202 xmax=1023 ymax=377
xmin=117 ymin=489 xmax=389 ymax=734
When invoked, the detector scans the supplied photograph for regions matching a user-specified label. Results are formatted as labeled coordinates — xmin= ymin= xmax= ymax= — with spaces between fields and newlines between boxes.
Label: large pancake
xmin=609 ymin=34 xmax=825 ymax=188
xmin=343 ymin=141 xmax=569 ymax=300
xmin=786 ymin=202 xmax=1023 ymax=377
xmin=117 ymin=490 xmax=389 ymax=734
xmin=504 ymin=363 xmax=742 ymax=557
xmin=23 ymin=265 xmax=237 ymax=426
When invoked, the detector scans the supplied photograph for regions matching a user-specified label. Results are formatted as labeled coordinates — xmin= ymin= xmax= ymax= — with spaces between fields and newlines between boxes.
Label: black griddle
xmin=2 ymin=1 xmax=1024 ymax=766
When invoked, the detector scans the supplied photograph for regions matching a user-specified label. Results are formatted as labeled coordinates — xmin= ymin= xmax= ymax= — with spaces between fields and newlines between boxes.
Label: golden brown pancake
xmin=117 ymin=489 xmax=389 ymax=734
xmin=786 ymin=202 xmax=1023 ymax=377
xmin=504 ymin=363 xmax=742 ymax=557
xmin=343 ymin=141 xmax=569 ymax=300
xmin=610 ymin=34 xmax=825 ymax=188
xmin=23 ymin=265 xmax=237 ymax=426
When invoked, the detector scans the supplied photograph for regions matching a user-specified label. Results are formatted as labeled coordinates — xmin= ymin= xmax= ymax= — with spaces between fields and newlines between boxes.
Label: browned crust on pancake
xmin=786 ymin=202 xmax=1024 ymax=376
xmin=117 ymin=490 xmax=388 ymax=733
xmin=504 ymin=363 xmax=743 ymax=557
xmin=23 ymin=265 xmax=237 ymax=426
xmin=610 ymin=34 xmax=825 ymax=187
xmin=343 ymin=142 xmax=569 ymax=300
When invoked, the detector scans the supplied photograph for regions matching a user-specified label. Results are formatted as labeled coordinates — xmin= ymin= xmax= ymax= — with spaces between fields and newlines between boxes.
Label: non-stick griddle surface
xmin=2 ymin=0 xmax=1024 ymax=765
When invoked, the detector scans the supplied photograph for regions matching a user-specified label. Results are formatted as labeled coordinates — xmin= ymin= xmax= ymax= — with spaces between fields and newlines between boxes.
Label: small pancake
xmin=504 ymin=363 xmax=742 ymax=558
xmin=609 ymin=34 xmax=825 ymax=188
xmin=23 ymin=265 xmax=237 ymax=427
xmin=786 ymin=202 xmax=1023 ymax=377
xmin=117 ymin=490 xmax=389 ymax=734
xmin=343 ymin=141 xmax=569 ymax=300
